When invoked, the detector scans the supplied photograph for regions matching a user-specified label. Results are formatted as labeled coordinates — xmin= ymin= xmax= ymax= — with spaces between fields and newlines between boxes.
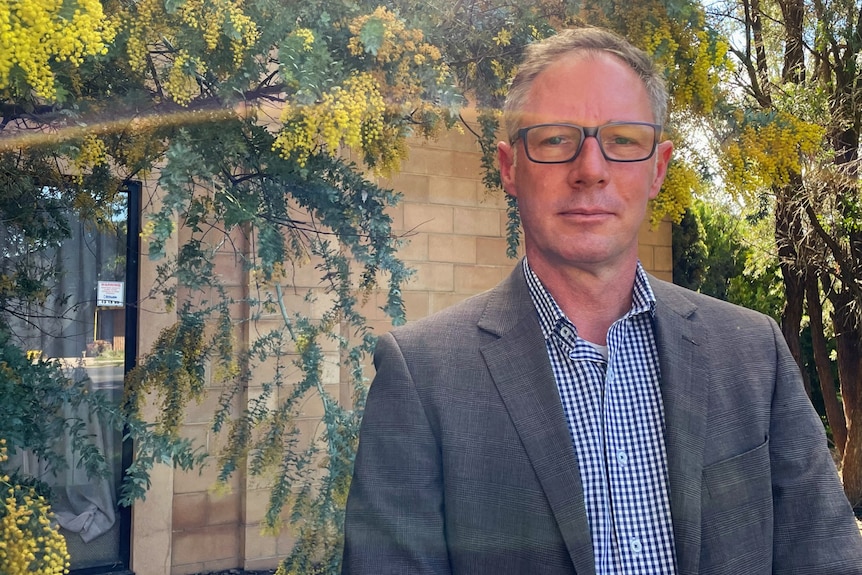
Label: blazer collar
xmin=478 ymin=263 xmax=597 ymax=575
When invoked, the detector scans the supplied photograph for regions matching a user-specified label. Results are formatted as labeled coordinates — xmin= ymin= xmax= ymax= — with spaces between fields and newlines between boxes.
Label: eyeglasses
xmin=516 ymin=122 xmax=662 ymax=163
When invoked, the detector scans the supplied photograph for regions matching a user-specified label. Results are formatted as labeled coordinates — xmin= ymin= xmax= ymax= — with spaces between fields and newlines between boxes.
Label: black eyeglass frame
xmin=515 ymin=121 xmax=663 ymax=164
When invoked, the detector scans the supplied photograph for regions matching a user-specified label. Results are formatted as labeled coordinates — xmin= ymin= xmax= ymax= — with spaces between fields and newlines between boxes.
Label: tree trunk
xmin=834 ymin=294 xmax=862 ymax=506
xmin=772 ymin=0 xmax=812 ymax=396
xmin=775 ymin=194 xmax=811 ymax=396
xmin=776 ymin=0 xmax=805 ymax=83
xmin=843 ymin=418 xmax=862 ymax=509
xmin=780 ymin=265 xmax=810 ymax=396
xmin=806 ymin=273 xmax=846 ymax=455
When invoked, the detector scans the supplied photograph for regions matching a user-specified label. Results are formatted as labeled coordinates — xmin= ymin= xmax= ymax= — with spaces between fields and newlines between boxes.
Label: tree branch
xmin=803 ymin=201 xmax=862 ymax=304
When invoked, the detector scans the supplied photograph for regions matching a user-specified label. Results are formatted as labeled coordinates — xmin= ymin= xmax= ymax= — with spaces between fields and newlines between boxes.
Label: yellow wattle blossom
xmin=125 ymin=0 xmax=258 ymax=102
xmin=721 ymin=113 xmax=824 ymax=198
xmin=494 ymin=28 xmax=512 ymax=47
xmin=272 ymin=72 xmax=386 ymax=169
xmin=140 ymin=220 xmax=157 ymax=242
xmin=0 ymin=440 xmax=70 ymax=575
xmin=272 ymin=9 xmax=453 ymax=174
xmin=292 ymin=28 xmax=315 ymax=52
xmin=0 ymin=0 xmax=116 ymax=100
xmin=164 ymin=50 xmax=208 ymax=106
xmin=651 ymin=159 xmax=701 ymax=225
xmin=346 ymin=6 xmax=445 ymax=80
xmin=466 ymin=61 xmax=478 ymax=81
xmin=173 ymin=0 xmax=257 ymax=56
xmin=71 ymin=133 xmax=108 ymax=184
xmin=576 ymin=1 xmax=728 ymax=117
xmin=344 ymin=6 xmax=453 ymax=148
xmin=125 ymin=0 xmax=161 ymax=74
xmin=665 ymin=27 xmax=728 ymax=113
xmin=489 ymin=58 xmax=516 ymax=96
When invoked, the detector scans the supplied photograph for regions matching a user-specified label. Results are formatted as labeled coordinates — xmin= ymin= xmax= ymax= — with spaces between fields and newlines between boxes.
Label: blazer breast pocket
xmin=699 ymin=437 xmax=773 ymax=574
xmin=703 ymin=436 xmax=771 ymax=503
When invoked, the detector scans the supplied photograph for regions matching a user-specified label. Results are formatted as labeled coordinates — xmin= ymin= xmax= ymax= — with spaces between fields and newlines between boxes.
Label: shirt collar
xmin=523 ymin=257 xmax=656 ymax=342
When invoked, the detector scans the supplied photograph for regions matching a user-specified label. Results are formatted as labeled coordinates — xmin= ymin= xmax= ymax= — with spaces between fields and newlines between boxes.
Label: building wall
xmin=131 ymin=124 xmax=673 ymax=575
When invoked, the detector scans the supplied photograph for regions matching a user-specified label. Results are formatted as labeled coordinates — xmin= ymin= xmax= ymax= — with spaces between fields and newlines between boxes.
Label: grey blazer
xmin=342 ymin=264 xmax=862 ymax=574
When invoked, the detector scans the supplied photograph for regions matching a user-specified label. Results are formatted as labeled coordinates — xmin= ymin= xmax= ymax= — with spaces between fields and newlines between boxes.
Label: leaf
xmin=359 ymin=17 xmax=386 ymax=56
xmin=164 ymin=0 xmax=183 ymax=14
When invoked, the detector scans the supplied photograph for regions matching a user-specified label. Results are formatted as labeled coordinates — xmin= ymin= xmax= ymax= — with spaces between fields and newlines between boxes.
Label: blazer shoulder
xmin=649 ymin=276 xmax=768 ymax=317
xmin=650 ymin=275 xmax=772 ymax=322
xmin=387 ymin=263 xmax=530 ymax=345
xmin=392 ymin=287 xmax=494 ymax=336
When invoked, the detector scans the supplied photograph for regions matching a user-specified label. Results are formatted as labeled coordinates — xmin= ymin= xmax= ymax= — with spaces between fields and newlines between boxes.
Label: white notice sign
xmin=97 ymin=281 xmax=125 ymax=307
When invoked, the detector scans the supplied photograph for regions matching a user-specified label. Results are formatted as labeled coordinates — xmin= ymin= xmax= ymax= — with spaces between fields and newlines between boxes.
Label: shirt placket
xmin=558 ymin=326 xmax=617 ymax=574
xmin=606 ymin=317 xmax=641 ymax=572
xmin=605 ymin=314 xmax=676 ymax=575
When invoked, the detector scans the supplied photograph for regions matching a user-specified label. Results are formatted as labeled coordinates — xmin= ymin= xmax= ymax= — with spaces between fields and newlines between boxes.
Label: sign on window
xmin=97 ymin=281 xmax=125 ymax=307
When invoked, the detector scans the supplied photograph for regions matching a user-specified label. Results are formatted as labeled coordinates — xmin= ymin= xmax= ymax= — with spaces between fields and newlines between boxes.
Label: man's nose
xmin=567 ymin=135 xmax=608 ymax=185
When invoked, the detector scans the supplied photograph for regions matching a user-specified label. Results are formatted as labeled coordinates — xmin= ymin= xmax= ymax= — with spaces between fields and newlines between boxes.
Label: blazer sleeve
xmin=768 ymin=317 xmax=862 ymax=573
xmin=341 ymin=331 xmax=452 ymax=575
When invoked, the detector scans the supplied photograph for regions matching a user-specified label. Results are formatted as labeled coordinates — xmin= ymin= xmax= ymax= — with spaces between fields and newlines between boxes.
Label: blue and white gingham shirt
xmin=524 ymin=258 xmax=677 ymax=575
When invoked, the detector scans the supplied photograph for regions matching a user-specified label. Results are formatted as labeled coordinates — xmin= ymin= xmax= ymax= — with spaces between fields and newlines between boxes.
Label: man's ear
xmin=649 ymin=140 xmax=674 ymax=200
xmin=498 ymin=141 xmax=518 ymax=198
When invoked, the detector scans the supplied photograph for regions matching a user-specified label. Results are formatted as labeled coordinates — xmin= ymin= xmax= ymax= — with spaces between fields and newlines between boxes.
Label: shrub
xmin=86 ymin=340 xmax=112 ymax=357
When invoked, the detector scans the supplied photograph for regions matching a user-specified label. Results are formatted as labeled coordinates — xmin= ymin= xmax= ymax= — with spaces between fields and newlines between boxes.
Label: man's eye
xmin=543 ymin=135 xmax=568 ymax=146
xmin=608 ymin=135 xmax=637 ymax=145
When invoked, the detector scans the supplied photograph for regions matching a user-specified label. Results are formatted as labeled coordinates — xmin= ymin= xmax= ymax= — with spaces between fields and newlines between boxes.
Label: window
xmin=3 ymin=182 xmax=140 ymax=573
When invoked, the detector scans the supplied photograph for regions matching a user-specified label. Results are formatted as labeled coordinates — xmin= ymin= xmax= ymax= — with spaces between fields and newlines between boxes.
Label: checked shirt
xmin=524 ymin=259 xmax=677 ymax=575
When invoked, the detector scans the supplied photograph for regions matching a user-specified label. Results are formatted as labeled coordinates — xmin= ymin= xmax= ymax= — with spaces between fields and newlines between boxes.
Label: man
xmin=342 ymin=27 xmax=862 ymax=574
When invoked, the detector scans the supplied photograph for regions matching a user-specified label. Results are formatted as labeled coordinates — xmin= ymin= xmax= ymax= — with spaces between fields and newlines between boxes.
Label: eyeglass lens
xmin=524 ymin=123 xmax=657 ymax=163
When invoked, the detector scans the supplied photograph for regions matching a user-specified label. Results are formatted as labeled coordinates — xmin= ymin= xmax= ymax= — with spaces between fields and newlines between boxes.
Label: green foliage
xmin=672 ymin=199 xmax=752 ymax=300
xmin=725 ymin=252 xmax=784 ymax=322
xmin=0 ymin=325 xmax=205 ymax=509
xmin=0 ymin=155 xmax=74 ymax=318
xmin=124 ymin=303 xmax=212 ymax=434
xmin=672 ymin=199 xmax=783 ymax=319
xmin=357 ymin=16 xmax=386 ymax=56
xmin=109 ymin=4 xmax=422 ymax=566
xmin=672 ymin=207 xmax=708 ymax=290
xmin=118 ymin=416 xmax=207 ymax=506
xmin=692 ymin=200 xmax=747 ymax=301
xmin=505 ymin=195 xmax=522 ymax=259
xmin=0 ymin=329 xmax=110 ymax=480
xmin=138 ymin=130 xmax=413 ymax=565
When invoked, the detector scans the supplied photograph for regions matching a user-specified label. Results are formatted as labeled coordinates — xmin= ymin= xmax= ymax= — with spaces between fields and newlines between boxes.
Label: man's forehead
xmin=518 ymin=58 xmax=650 ymax=121
xmin=529 ymin=51 xmax=639 ymax=86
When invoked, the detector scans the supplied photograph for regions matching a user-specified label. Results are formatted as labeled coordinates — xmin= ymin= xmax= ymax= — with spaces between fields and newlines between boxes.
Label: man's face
xmin=498 ymin=53 xmax=673 ymax=277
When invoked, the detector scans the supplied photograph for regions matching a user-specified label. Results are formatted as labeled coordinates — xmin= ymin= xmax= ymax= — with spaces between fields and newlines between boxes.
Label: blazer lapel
xmin=478 ymin=266 xmax=596 ymax=575
xmin=651 ymin=279 xmax=709 ymax=575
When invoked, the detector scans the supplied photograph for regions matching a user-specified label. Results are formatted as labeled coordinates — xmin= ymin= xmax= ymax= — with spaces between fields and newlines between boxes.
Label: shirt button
xmin=630 ymin=537 xmax=642 ymax=554
xmin=616 ymin=450 xmax=628 ymax=466
xmin=560 ymin=326 xmax=572 ymax=339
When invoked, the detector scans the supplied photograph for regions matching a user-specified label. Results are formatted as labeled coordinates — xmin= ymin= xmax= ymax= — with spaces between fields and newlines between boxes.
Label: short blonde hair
xmin=503 ymin=27 xmax=668 ymax=143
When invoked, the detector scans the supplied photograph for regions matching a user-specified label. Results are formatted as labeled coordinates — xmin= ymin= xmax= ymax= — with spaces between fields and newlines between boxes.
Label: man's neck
xmin=527 ymin=257 xmax=637 ymax=346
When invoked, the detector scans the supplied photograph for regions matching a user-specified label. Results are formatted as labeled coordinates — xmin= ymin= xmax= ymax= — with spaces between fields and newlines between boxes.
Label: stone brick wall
xmin=365 ymin=130 xmax=515 ymax=333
